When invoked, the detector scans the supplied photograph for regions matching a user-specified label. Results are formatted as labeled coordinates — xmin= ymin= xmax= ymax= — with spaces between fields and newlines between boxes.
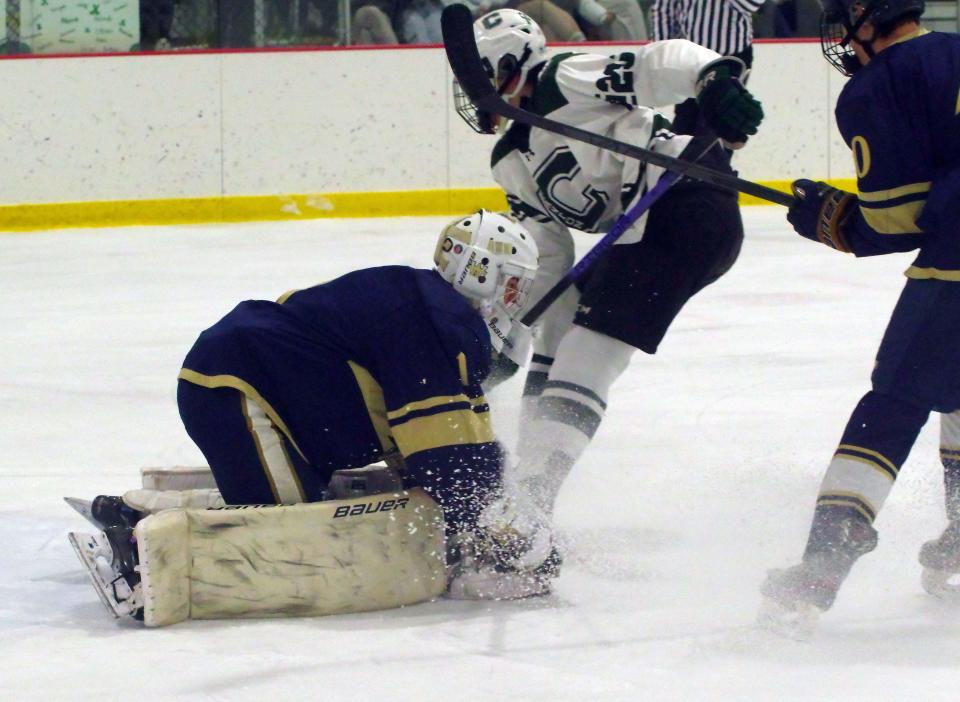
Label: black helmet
xmin=821 ymin=0 xmax=925 ymax=75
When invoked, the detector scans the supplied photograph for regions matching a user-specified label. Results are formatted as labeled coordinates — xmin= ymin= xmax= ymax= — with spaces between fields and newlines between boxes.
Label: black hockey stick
xmin=519 ymin=132 xmax=718 ymax=326
xmin=441 ymin=3 xmax=795 ymax=208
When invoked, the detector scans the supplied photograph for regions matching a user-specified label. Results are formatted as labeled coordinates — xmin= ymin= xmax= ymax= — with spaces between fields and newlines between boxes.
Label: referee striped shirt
xmin=650 ymin=0 xmax=765 ymax=56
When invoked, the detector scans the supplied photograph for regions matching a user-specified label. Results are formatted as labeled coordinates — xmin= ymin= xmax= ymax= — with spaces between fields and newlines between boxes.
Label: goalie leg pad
xmin=123 ymin=488 xmax=225 ymax=514
xmin=135 ymin=488 xmax=446 ymax=626
xmin=132 ymin=462 xmax=406 ymax=513
xmin=140 ymin=465 xmax=217 ymax=491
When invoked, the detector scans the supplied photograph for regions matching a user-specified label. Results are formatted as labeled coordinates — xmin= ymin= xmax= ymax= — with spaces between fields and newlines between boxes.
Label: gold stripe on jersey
xmin=347 ymin=361 xmax=397 ymax=455
xmin=836 ymin=443 xmax=899 ymax=481
xmin=391 ymin=407 xmax=494 ymax=457
xmin=890 ymin=27 xmax=930 ymax=46
xmin=387 ymin=393 xmax=472 ymax=421
xmin=276 ymin=289 xmax=301 ymax=304
xmin=940 ymin=448 xmax=960 ymax=461
xmin=857 ymin=181 xmax=930 ymax=234
xmin=859 ymin=200 xmax=925 ymax=234
xmin=905 ymin=266 xmax=960 ymax=282
xmin=178 ymin=368 xmax=307 ymax=461
xmin=857 ymin=181 xmax=932 ymax=202
xmin=457 ymin=352 xmax=469 ymax=387
xmin=816 ymin=493 xmax=877 ymax=522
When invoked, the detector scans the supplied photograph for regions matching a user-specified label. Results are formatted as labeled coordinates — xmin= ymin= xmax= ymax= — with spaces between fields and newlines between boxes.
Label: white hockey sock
xmin=515 ymin=326 xmax=635 ymax=513
xmin=518 ymin=286 xmax=579 ymax=448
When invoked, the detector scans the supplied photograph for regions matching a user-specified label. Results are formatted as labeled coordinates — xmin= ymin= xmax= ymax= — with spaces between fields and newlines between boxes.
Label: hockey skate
xmin=757 ymin=558 xmax=843 ymax=641
xmin=67 ymin=495 xmax=145 ymax=620
xmin=446 ymin=493 xmax=561 ymax=600
xmin=759 ymin=514 xmax=877 ymax=640
xmin=919 ymin=520 xmax=960 ymax=601
xmin=445 ymin=531 xmax=561 ymax=600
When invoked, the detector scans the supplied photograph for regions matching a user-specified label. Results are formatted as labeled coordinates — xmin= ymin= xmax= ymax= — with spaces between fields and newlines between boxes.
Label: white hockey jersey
xmin=491 ymin=40 xmax=719 ymax=259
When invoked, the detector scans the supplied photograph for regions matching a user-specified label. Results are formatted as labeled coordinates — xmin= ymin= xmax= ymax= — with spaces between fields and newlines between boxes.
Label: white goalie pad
xmin=140 ymin=465 xmax=216 ymax=491
xmin=135 ymin=488 xmax=447 ymax=627
xmin=123 ymin=488 xmax=225 ymax=514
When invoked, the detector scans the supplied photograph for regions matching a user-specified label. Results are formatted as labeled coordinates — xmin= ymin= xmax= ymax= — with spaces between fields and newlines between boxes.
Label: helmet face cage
xmin=820 ymin=0 xmax=870 ymax=76
xmin=820 ymin=0 xmax=925 ymax=75
xmin=453 ymin=10 xmax=547 ymax=135
xmin=453 ymin=79 xmax=497 ymax=135
xmin=497 ymin=261 xmax=537 ymax=316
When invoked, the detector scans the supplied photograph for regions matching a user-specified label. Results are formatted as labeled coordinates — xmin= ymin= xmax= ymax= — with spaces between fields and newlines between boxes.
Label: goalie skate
xmin=756 ymin=593 xmax=822 ymax=642
xmin=67 ymin=495 xmax=145 ymax=620
xmin=445 ymin=533 xmax=560 ymax=600
xmin=68 ymin=531 xmax=143 ymax=619
xmin=64 ymin=497 xmax=98 ymax=529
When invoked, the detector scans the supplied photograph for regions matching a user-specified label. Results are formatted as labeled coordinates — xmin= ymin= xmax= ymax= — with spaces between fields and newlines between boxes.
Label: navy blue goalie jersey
xmin=835 ymin=30 xmax=960 ymax=278
xmin=178 ymin=266 xmax=502 ymax=486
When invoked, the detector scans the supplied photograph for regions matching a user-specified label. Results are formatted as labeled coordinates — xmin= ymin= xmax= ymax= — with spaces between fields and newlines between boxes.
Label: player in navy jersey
xmin=759 ymin=0 xmax=960 ymax=637
xmin=71 ymin=211 xmax=601 ymax=622
xmin=177 ymin=211 xmax=538 ymax=542
xmin=66 ymin=212 xmax=561 ymax=620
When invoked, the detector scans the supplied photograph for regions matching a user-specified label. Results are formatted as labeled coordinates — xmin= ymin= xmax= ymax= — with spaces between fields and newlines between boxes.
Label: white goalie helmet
xmin=434 ymin=210 xmax=539 ymax=359
xmin=454 ymin=10 xmax=548 ymax=134
xmin=475 ymin=10 xmax=547 ymax=99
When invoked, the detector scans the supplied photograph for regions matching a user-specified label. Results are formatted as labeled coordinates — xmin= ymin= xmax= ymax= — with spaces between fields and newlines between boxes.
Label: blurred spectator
xmin=753 ymin=0 xmax=793 ymax=37
xmin=793 ymin=0 xmax=821 ymax=35
xmin=218 ymin=0 xmax=256 ymax=47
xmin=576 ymin=0 xmax=649 ymax=40
xmin=597 ymin=0 xmax=649 ymax=39
xmin=268 ymin=0 xmax=340 ymax=44
xmin=775 ymin=0 xmax=821 ymax=36
xmin=352 ymin=0 xmax=401 ymax=44
xmin=140 ymin=0 xmax=176 ymax=50
xmin=514 ymin=0 xmax=586 ymax=41
xmin=398 ymin=0 xmax=445 ymax=43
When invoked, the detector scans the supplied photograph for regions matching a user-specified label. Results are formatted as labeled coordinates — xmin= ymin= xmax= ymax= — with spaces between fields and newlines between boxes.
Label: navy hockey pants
xmin=177 ymin=380 xmax=327 ymax=505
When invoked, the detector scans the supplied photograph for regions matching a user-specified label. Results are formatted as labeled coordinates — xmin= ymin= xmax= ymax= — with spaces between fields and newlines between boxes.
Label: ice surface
xmin=1 ymin=210 xmax=957 ymax=701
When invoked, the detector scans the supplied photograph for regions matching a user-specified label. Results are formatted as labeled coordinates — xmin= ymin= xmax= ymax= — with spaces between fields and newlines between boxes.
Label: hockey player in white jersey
xmin=450 ymin=9 xmax=763 ymax=597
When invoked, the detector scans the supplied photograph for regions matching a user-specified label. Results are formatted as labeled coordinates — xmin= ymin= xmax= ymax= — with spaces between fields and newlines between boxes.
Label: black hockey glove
xmin=695 ymin=58 xmax=764 ymax=146
xmin=786 ymin=179 xmax=857 ymax=253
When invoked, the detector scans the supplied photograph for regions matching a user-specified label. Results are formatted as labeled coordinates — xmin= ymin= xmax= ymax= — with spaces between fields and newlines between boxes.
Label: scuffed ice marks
xmin=5 ymin=213 xmax=957 ymax=699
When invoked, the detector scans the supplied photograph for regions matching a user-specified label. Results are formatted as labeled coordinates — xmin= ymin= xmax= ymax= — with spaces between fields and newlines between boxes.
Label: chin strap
xmin=841 ymin=9 xmax=879 ymax=73
xmin=481 ymin=302 xmax=534 ymax=367
xmin=840 ymin=53 xmax=865 ymax=74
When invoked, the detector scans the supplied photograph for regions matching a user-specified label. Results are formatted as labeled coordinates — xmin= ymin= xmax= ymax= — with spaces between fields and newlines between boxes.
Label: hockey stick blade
xmin=441 ymin=4 xmax=794 ymax=207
